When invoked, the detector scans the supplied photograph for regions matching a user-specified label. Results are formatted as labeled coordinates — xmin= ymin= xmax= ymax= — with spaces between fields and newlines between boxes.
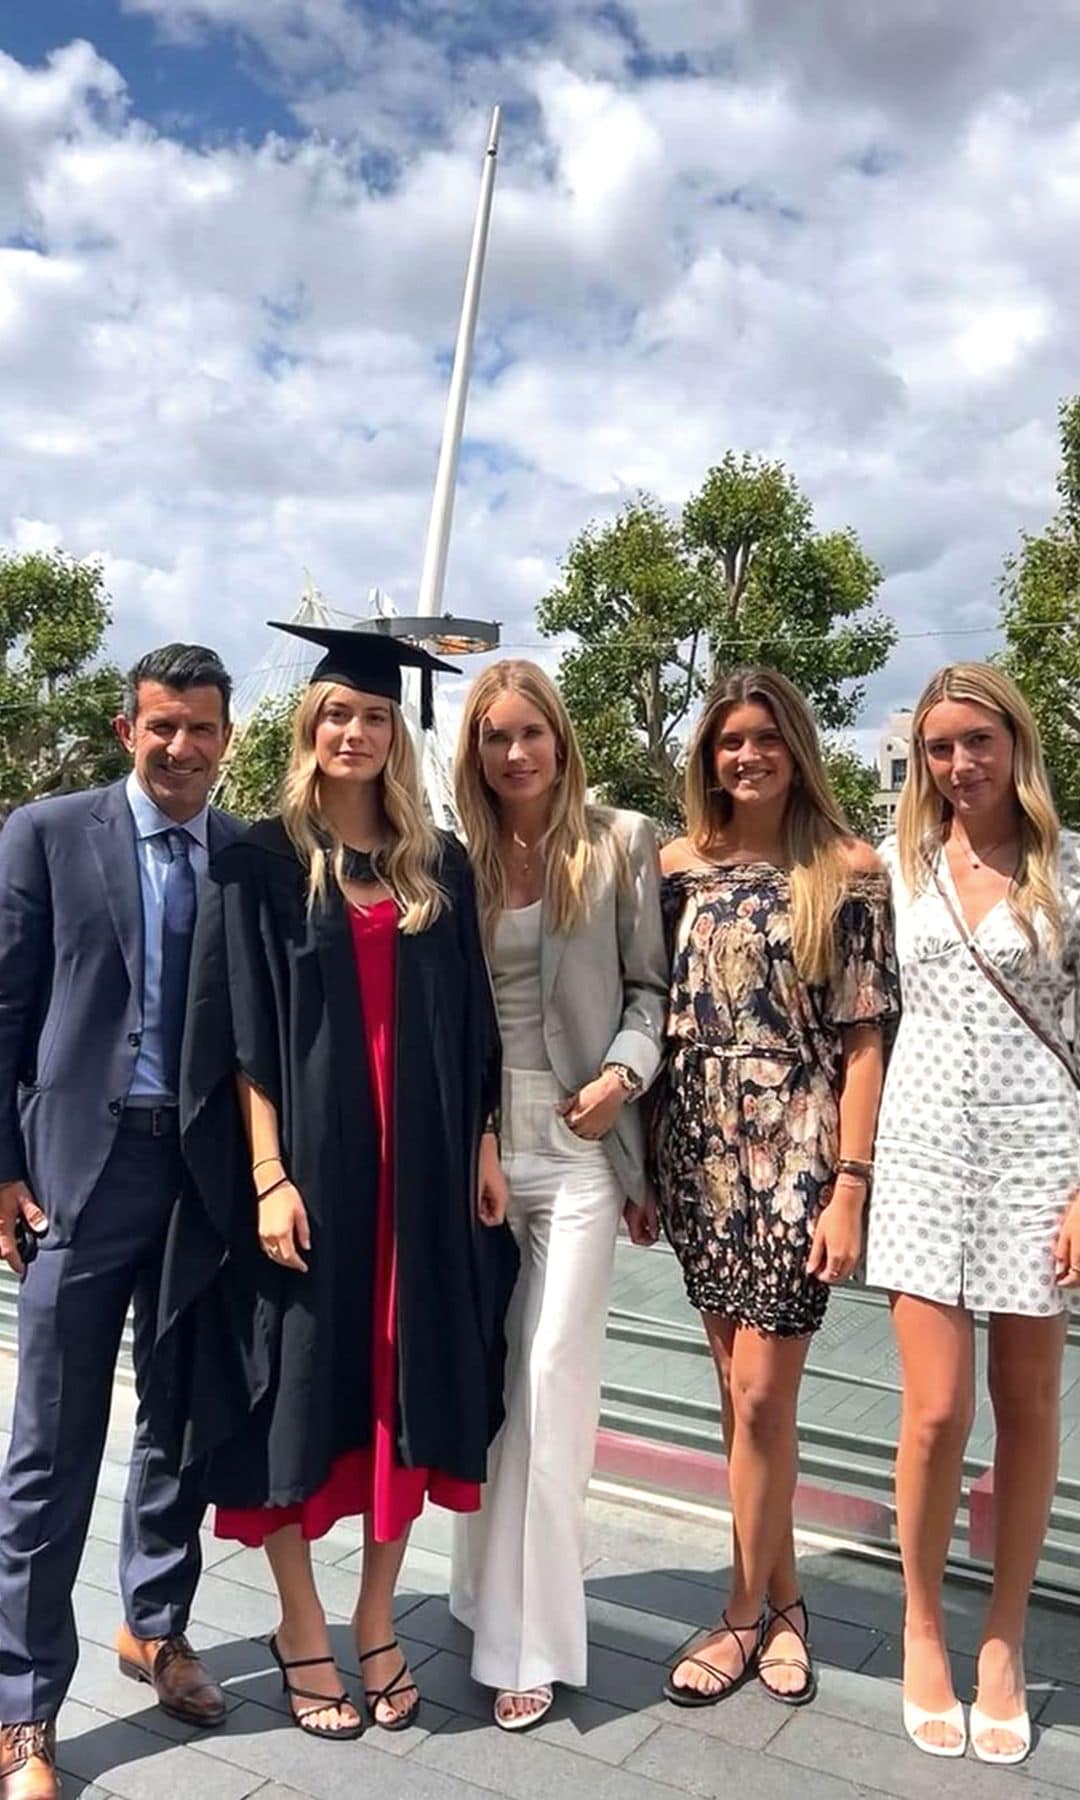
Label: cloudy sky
xmin=2 ymin=1 xmax=1077 ymax=752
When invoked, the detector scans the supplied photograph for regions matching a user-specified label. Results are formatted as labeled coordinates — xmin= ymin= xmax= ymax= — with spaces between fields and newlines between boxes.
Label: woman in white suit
xmin=449 ymin=660 xmax=667 ymax=1730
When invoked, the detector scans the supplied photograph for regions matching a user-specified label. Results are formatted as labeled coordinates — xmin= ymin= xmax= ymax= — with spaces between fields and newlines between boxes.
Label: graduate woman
xmin=155 ymin=624 xmax=517 ymax=1741
xmin=448 ymin=660 xmax=667 ymax=1731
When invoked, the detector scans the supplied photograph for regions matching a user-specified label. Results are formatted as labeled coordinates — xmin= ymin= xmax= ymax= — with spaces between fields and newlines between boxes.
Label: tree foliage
xmin=0 ymin=550 xmax=126 ymax=819
xmin=537 ymin=455 xmax=895 ymax=822
xmin=217 ymin=689 xmax=298 ymax=821
xmin=822 ymin=744 xmax=881 ymax=842
xmin=999 ymin=397 xmax=1080 ymax=828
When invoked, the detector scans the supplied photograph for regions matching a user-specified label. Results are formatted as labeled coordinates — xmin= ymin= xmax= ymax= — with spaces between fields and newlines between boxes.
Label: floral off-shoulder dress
xmin=651 ymin=864 xmax=899 ymax=1337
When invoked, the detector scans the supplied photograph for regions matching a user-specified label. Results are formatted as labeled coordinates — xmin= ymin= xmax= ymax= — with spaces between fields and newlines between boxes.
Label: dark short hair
xmin=125 ymin=644 xmax=232 ymax=725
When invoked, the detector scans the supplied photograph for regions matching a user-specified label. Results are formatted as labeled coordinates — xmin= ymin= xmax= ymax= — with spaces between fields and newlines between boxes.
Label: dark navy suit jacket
xmin=0 ymin=779 xmax=242 ymax=1243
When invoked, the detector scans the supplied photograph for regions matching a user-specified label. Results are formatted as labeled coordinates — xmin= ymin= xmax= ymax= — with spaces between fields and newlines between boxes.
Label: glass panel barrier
xmin=601 ymin=1235 xmax=1080 ymax=1595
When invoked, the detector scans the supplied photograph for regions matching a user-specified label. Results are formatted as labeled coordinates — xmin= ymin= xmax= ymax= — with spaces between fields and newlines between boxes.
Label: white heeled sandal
xmin=969 ymin=1702 xmax=1031 ymax=1766
xmin=902 ymin=1696 xmax=967 ymax=1758
xmin=493 ymin=1684 xmax=554 ymax=1733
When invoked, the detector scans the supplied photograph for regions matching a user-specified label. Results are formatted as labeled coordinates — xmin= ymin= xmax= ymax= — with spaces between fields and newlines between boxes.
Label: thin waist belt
xmin=670 ymin=1040 xmax=801 ymax=1061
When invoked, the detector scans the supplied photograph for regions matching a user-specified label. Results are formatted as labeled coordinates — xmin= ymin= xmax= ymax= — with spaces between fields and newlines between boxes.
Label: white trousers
xmin=449 ymin=1067 xmax=623 ymax=1691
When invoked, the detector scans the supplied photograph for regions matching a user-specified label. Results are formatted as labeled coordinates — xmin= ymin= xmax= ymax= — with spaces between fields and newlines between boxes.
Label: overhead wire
xmin=0 ymin=615 xmax=1067 ymax=721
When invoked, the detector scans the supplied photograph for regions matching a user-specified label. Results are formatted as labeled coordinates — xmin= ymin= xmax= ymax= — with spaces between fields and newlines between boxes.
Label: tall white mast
xmin=416 ymin=104 xmax=501 ymax=620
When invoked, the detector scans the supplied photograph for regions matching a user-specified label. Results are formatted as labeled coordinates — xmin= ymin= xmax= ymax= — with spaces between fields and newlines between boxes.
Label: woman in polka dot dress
xmin=866 ymin=664 xmax=1080 ymax=1767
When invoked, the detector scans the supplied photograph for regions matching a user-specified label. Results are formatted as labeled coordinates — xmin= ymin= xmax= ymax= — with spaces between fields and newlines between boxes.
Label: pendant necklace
xmin=509 ymin=831 xmax=543 ymax=876
xmin=951 ymin=829 xmax=1014 ymax=871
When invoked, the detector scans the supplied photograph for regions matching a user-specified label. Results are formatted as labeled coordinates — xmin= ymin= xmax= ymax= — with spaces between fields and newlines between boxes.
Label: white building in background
xmin=874 ymin=709 xmax=913 ymax=838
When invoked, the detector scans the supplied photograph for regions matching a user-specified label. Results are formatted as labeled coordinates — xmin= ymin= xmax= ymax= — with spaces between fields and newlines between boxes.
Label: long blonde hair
xmin=896 ymin=662 xmax=1061 ymax=953
xmin=280 ymin=680 xmax=444 ymax=933
xmin=454 ymin=659 xmax=622 ymax=942
xmin=685 ymin=667 xmax=857 ymax=985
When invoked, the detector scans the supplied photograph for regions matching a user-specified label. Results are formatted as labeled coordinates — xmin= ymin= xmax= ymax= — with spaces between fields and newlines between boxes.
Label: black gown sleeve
xmin=443 ymin=837 xmax=518 ymax=1440
xmin=153 ymin=842 xmax=281 ymax=1469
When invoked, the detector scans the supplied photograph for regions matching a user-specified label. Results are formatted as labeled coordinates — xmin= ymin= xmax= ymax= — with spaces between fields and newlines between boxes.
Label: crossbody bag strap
xmin=925 ymin=854 xmax=1079 ymax=1091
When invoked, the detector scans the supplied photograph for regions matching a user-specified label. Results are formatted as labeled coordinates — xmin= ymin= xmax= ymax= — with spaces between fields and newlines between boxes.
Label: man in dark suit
xmin=0 ymin=644 xmax=243 ymax=1800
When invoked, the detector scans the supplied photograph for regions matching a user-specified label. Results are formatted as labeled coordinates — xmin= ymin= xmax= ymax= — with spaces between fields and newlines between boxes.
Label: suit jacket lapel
xmin=87 ymin=780 xmax=143 ymax=1000
xmin=540 ymin=901 xmax=568 ymax=1010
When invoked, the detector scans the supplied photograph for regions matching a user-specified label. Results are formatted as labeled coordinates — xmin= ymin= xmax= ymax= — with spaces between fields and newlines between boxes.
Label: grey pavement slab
xmin=625 ymin=1722 xmax=878 ymax=1799
xmin=4 ymin=1350 xmax=1080 ymax=1799
xmin=765 ymin=1706 xmax=1079 ymax=1800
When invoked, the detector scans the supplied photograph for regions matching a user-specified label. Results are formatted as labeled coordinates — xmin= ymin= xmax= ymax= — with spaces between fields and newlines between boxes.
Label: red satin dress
xmin=216 ymin=899 xmax=480 ymax=1546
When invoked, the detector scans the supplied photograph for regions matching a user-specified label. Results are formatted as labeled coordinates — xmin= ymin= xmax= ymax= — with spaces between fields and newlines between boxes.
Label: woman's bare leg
xmin=353 ymin=1521 xmax=415 ymax=1725
xmin=264 ymin=1523 xmax=360 ymax=1731
xmin=671 ymin=1322 xmax=810 ymax=1695
xmin=974 ymin=1312 xmax=1066 ymax=1756
xmin=890 ymin=1294 xmax=974 ymax=1749
xmin=703 ymin=1312 xmax=805 ymax=1693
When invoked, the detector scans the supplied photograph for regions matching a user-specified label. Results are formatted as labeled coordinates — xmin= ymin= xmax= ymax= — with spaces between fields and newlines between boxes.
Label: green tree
xmin=823 ymin=744 xmax=880 ymax=841
xmin=999 ymin=397 xmax=1080 ymax=827
xmin=218 ymin=689 xmax=297 ymax=820
xmin=0 ymin=550 xmax=126 ymax=819
xmin=537 ymin=456 xmax=895 ymax=821
xmin=536 ymin=499 xmax=700 ymax=823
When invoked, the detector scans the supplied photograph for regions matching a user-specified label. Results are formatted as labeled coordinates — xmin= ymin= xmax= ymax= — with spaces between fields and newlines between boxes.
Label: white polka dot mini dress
xmin=865 ymin=832 xmax=1080 ymax=1316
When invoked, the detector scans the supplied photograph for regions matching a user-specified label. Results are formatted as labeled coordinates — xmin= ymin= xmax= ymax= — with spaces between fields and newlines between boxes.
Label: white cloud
xmin=2 ymin=3 xmax=1079 ymax=744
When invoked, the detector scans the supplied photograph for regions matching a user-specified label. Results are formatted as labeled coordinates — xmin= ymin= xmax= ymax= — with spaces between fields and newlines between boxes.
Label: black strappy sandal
xmin=359 ymin=1639 xmax=421 ymax=1732
xmin=268 ymin=1633 xmax=364 ymax=1739
xmin=758 ymin=1596 xmax=818 ymax=1707
xmin=663 ymin=1611 xmax=764 ymax=1708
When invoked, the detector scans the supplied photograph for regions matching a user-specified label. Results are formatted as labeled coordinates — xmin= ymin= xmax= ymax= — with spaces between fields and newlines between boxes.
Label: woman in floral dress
xmin=651 ymin=668 xmax=898 ymax=1712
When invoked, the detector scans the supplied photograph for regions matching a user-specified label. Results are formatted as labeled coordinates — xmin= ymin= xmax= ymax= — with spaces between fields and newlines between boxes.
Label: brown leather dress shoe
xmin=0 ymin=1721 xmax=61 ymax=1798
xmin=115 ymin=1625 xmax=226 ymax=1727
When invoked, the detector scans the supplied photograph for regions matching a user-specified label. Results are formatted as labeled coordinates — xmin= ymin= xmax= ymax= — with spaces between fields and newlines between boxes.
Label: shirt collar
xmin=125 ymin=771 xmax=210 ymax=851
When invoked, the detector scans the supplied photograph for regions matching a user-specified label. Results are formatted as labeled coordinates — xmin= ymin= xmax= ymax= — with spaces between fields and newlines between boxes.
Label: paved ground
xmin=3 ymin=1355 xmax=1080 ymax=1800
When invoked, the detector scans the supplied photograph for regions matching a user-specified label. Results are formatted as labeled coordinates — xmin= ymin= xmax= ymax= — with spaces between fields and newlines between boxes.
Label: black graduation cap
xmin=268 ymin=620 xmax=460 ymax=729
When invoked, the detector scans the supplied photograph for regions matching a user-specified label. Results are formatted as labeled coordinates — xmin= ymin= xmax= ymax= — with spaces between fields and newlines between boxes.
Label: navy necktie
xmin=160 ymin=827 xmax=197 ymax=1095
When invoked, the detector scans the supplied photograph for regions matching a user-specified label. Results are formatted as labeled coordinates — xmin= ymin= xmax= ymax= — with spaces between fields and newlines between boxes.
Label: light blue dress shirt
xmin=125 ymin=771 xmax=210 ymax=1104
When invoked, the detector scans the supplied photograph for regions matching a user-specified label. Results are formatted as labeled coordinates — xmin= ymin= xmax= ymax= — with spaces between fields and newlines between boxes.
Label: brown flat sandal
xmin=663 ymin=1611 xmax=764 ymax=1708
xmin=758 ymin=1597 xmax=818 ymax=1707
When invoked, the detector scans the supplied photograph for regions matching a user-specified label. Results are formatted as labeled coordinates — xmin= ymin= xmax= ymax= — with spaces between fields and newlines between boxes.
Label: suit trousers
xmin=0 ymin=1125 xmax=205 ymax=1723
xmin=450 ymin=1068 xmax=623 ymax=1691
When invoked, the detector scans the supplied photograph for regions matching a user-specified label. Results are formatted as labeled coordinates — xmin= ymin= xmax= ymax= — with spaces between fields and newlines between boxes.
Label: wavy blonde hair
xmin=896 ymin=662 xmax=1061 ymax=953
xmin=454 ymin=659 xmax=624 ymax=942
xmin=686 ymin=667 xmax=859 ymax=985
xmin=280 ymin=681 xmax=444 ymax=934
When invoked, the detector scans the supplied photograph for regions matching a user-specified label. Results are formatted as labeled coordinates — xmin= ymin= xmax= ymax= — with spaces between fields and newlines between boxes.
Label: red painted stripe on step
xmin=594 ymin=1428 xmax=894 ymax=1540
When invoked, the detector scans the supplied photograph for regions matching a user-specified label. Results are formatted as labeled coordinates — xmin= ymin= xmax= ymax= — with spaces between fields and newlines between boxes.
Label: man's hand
xmin=0 ymin=1181 xmax=48 ymax=1277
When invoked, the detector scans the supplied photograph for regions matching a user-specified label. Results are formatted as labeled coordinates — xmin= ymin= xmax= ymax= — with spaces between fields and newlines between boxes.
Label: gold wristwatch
xmin=603 ymin=1061 xmax=643 ymax=1098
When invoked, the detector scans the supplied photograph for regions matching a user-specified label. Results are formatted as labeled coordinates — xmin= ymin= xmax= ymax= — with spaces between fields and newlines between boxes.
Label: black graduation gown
xmin=153 ymin=818 xmax=517 ymax=1507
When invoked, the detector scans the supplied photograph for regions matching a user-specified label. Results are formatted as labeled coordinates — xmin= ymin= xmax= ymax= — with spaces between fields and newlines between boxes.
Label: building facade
xmin=874 ymin=709 xmax=913 ymax=839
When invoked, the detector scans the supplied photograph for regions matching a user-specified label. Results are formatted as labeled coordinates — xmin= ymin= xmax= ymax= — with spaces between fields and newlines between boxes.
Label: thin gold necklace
xmin=949 ymin=826 xmax=1016 ymax=871
xmin=507 ymin=831 xmax=543 ymax=876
